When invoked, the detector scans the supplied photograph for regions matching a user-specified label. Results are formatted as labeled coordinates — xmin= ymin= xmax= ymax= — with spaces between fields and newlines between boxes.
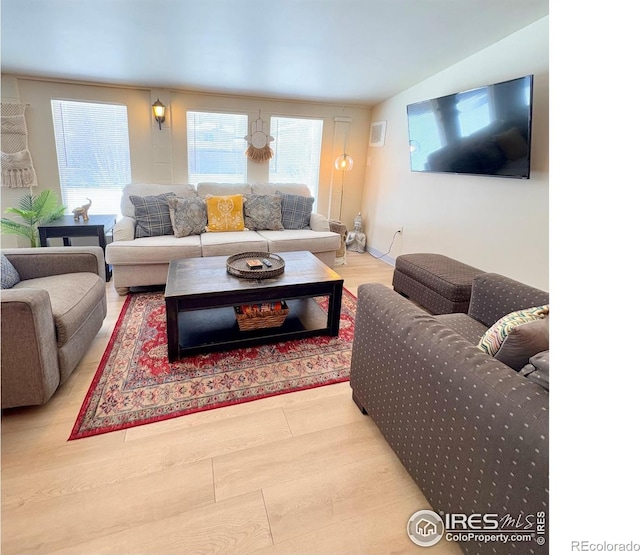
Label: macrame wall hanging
xmin=1 ymin=102 xmax=38 ymax=188
xmin=244 ymin=111 xmax=274 ymax=163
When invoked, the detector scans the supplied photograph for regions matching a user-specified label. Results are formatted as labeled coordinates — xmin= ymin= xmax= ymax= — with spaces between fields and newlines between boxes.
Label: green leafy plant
xmin=1 ymin=189 xmax=66 ymax=247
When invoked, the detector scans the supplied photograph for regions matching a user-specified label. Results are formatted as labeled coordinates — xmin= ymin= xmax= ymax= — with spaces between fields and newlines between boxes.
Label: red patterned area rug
xmin=69 ymin=290 xmax=356 ymax=440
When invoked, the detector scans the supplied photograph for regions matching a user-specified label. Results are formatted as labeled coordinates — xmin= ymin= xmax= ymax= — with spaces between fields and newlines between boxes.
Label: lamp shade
xmin=334 ymin=153 xmax=354 ymax=171
xmin=152 ymin=99 xmax=166 ymax=120
xmin=152 ymin=98 xmax=166 ymax=130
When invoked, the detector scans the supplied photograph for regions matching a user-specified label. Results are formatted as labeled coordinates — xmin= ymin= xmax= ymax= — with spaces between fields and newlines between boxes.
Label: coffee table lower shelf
xmin=174 ymin=297 xmax=334 ymax=359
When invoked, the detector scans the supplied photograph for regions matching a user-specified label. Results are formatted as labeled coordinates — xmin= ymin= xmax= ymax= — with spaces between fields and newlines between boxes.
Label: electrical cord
xmin=369 ymin=230 xmax=401 ymax=259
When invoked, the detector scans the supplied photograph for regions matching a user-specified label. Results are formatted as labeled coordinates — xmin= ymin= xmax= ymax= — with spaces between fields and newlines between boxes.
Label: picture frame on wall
xmin=369 ymin=120 xmax=387 ymax=147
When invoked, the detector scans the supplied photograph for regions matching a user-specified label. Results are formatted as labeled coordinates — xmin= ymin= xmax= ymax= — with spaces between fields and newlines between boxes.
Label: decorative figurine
xmin=72 ymin=198 xmax=91 ymax=222
xmin=346 ymin=212 xmax=366 ymax=253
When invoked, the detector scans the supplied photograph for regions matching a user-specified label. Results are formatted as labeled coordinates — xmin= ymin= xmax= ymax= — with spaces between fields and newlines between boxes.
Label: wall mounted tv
xmin=407 ymin=75 xmax=533 ymax=179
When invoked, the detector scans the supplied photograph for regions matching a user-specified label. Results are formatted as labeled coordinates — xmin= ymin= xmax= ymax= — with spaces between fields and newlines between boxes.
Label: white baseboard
xmin=365 ymin=246 xmax=396 ymax=266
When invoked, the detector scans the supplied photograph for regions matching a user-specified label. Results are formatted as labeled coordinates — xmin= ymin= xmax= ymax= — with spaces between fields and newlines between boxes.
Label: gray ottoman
xmin=392 ymin=253 xmax=485 ymax=314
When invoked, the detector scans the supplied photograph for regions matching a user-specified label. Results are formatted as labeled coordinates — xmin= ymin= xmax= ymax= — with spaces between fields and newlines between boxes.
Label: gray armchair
xmin=1 ymin=247 xmax=107 ymax=408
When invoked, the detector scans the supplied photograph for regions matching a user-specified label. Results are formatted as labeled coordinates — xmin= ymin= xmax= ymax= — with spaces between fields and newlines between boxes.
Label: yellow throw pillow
xmin=205 ymin=194 xmax=245 ymax=232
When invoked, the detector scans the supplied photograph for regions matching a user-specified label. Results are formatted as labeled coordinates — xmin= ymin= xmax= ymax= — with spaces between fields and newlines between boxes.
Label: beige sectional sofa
xmin=106 ymin=182 xmax=341 ymax=295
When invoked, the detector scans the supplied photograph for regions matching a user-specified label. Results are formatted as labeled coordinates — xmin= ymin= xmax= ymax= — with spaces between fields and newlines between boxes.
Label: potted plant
xmin=1 ymin=189 xmax=66 ymax=247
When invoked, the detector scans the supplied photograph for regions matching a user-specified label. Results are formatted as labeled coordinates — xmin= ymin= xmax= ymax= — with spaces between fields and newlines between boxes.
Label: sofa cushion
xmin=520 ymin=350 xmax=549 ymax=390
xmin=200 ymin=231 xmax=268 ymax=257
xmin=121 ymin=184 xmax=197 ymax=218
xmin=1 ymin=254 xmax=21 ymax=289
xmin=494 ymin=316 xmax=550 ymax=370
xmin=205 ymin=194 xmax=245 ymax=232
xmin=197 ymin=183 xmax=252 ymax=198
xmin=167 ymin=196 xmax=207 ymax=238
xmin=478 ymin=305 xmax=549 ymax=357
xmin=13 ymin=272 xmax=105 ymax=346
xmin=243 ymin=194 xmax=284 ymax=231
xmin=309 ymin=213 xmax=330 ymax=232
xmin=252 ymin=183 xmax=311 ymax=197
xmin=105 ymin=235 xmax=203 ymax=265
xmin=130 ymin=193 xmax=176 ymax=238
xmin=277 ymin=191 xmax=314 ymax=230
xmin=257 ymin=229 xmax=340 ymax=253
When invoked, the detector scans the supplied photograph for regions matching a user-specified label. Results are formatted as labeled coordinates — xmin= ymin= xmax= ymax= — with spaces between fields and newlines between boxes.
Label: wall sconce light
xmin=152 ymin=98 xmax=166 ymax=130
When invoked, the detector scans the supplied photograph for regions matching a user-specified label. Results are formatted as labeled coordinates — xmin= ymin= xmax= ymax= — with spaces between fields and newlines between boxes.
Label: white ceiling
xmin=1 ymin=0 xmax=548 ymax=107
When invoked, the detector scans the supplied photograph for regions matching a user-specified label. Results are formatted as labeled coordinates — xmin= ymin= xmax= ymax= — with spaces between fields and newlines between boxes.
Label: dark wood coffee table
xmin=164 ymin=251 xmax=344 ymax=361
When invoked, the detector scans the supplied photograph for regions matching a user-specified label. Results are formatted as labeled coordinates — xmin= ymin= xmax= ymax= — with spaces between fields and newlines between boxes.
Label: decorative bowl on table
xmin=226 ymin=252 xmax=285 ymax=279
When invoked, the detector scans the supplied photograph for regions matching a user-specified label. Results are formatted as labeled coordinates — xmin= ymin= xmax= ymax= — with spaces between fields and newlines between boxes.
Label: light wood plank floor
xmin=1 ymin=252 xmax=462 ymax=555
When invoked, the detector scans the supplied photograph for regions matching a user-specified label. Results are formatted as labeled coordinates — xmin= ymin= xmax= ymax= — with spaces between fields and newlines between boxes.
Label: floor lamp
xmin=334 ymin=152 xmax=353 ymax=222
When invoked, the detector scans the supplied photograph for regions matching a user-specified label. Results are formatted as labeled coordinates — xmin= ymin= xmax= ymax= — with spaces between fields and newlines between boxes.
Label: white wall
xmin=2 ymin=18 xmax=548 ymax=278
xmin=1 ymin=76 xmax=371 ymax=247
xmin=362 ymin=17 xmax=549 ymax=290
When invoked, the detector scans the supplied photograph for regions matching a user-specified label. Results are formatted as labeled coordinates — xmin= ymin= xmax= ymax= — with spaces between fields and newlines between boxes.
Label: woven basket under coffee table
xmin=234 ymin=301 xmax=289 ymax=331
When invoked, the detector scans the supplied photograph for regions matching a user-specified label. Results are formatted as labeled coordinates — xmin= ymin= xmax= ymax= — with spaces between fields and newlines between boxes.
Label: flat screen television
xmin=407 ymin=75 xmax=533 ymax=179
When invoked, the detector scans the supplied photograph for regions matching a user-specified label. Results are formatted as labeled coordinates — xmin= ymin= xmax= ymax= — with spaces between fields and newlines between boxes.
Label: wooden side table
xmin=38 ymin=214 xmax=117 ymax=281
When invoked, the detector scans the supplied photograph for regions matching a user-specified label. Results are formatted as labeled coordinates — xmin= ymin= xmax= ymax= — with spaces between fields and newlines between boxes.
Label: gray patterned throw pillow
xmin=1 ymin=254 xmax=21 ymax=289
xmin=243 ymin=194 xmax=284 ymax=231
xmin=277 ymin=191 xmax=314 ymax=229
xmin=130 ymin=193 xmax=176 ymax=238
xmin=167 ymin=196 xmax=207 ymax=238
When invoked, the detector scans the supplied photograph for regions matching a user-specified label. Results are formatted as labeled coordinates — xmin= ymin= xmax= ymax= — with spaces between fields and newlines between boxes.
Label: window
xmin=269 ymin=116 xmax=323 ymax=201
xmin=187 ymin=111 xmax=248 ymax=184
xmin=51 ymin=100 xmax=131 ymax=217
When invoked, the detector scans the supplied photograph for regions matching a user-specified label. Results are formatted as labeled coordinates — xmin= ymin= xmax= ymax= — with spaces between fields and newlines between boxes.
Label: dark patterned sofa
xmin=350 ymin=273 xmax=549 ymax=555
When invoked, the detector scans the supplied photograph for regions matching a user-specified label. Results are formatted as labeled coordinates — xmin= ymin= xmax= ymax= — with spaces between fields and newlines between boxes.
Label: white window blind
xmin=187 ymin=111 xmax=248 ymax=184
xmin=269 ymin=116 xmax=323 ymax=201
xmin=51 ymin=99 xmax=131 ymax=217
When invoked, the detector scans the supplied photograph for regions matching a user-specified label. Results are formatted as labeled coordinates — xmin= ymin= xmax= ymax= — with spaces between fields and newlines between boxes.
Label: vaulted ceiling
xmin=1 ymin=0 xmax=549 ymax=106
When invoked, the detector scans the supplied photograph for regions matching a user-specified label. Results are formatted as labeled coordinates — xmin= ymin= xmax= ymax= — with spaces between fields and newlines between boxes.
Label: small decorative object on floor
xmin=235 ymin=300 xmax=289 ymax=331
xmin=72 ymin=198 xmax=91 ymax=222
xmin=226 ymin=251 xmax=285 ymax=279
xmin=346 ymin=212 xmax=366 ymax=253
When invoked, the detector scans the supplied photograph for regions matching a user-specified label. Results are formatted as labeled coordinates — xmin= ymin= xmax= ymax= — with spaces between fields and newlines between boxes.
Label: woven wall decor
xmin=244 ymin=112 xmax=274 ymax=163
xmin=1 ymin=103 xmax=38 ymax=188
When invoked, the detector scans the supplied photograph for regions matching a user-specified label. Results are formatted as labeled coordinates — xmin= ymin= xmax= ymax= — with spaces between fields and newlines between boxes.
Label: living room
xmin=1 ymin=1 xmax=637 ymax=554
xmin=1 ymin=8 xmax=549 ymax=293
